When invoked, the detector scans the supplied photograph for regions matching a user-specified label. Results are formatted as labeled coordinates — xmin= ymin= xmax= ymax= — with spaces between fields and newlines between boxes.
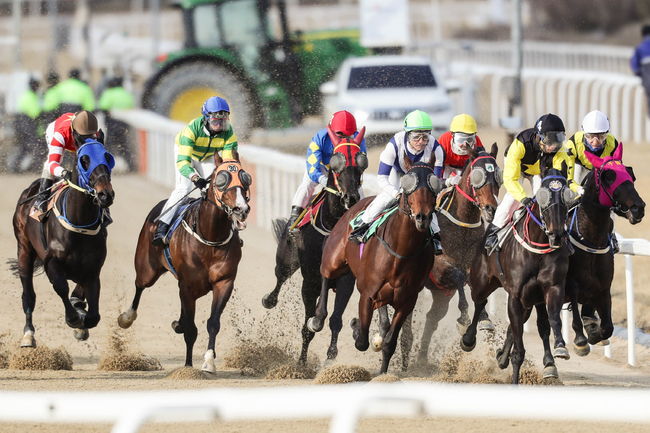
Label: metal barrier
xmin=0 ymin=382 xmax=649 ymax=433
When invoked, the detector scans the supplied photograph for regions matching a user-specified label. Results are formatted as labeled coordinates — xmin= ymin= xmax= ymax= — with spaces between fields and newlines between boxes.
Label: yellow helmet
xmin=449 ymin=114 xmax=477 ymax=134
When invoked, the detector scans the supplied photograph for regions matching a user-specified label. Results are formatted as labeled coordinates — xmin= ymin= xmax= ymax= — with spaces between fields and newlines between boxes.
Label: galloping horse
xmin=11 ymin=139 xmax=115 ymax=346
xmin=461 ymin=156 xmax=576 ymax=383
xmin=566 ymin=143 xmax=644 ymax=354
xmin=118 ymin=154 xmax=251 ymax=373
xmin=262 ymin=127 xmax=367 ymax=364
xmin=318 ymin=152 xmax=442 ymax=373
xmin=401 ymin=144 xmax=502 ymax=367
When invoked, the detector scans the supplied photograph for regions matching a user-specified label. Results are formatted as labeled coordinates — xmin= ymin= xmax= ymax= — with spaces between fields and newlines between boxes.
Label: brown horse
xmin=401 ymin=144 xmax=501 ymax=368
xmin=11 ymin=139 xmax=115 ymax=346
xmin=318 ymin=152 xmax=442 ymax=373
xmin=118 ymin=154 xmax=251 ymax=373
xmin=461 ymin=156 xmax=576 ymax=383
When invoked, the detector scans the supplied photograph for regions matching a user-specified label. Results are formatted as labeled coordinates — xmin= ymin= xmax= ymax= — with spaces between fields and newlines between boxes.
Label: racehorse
xmin=400 ymin=144 xmax=502 ymax=368
xmin=261 ymin=127 xmax=367 ymax=364
xmin=461 ymin=155 xmax=576 ymax=384
xmin=11 ymin=139 xmax=115 ymax=347
xmin=566 ymin=143 xmax=644 ymax=354
xmin=317 ymin=152 xmax=442 ymax=373
xmin=118 ymin=154 xmax=251 ymax=373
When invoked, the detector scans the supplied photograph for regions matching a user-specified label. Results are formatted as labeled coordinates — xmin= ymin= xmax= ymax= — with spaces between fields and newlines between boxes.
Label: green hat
xmin=404 ymin=110 xmax=433 ymax=132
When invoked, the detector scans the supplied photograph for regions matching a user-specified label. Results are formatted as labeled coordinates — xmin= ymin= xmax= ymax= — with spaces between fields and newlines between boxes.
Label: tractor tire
xmin=145 ymin=61 xmax=257 ymax=138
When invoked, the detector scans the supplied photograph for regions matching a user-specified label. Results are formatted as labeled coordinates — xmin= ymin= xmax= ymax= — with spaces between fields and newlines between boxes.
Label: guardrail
xmin=1 ymin=382 xmax=649 ymax=433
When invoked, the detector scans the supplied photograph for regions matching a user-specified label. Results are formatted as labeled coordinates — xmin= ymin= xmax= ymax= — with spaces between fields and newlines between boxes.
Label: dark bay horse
xmin=262 ymin=127 xmax=367 ymax=364
xmin=461 ymin=156 xmax=576 ymax=383
xmin=318 ymin=153 xmax=442 ymax=373
xmin=11 ymin=139 xmax=115 ymax=346
xmin=401 ymin=144 xmax=502 ymax=367
xmin=118 ymin=154 xmax=251 ymax=373
xmin=566 ymin=143 xmax=644 ymax=354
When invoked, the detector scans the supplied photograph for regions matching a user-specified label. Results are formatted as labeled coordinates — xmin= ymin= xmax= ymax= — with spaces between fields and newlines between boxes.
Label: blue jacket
xmin=306 ymin=128 xmax=367 ymax=183
xmin=631 ymin=37 xmax=650 ymax=76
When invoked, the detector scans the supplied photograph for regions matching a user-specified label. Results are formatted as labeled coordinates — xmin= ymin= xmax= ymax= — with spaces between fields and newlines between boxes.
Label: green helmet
xmin=404 ymin=110 xmax=433 ymax=132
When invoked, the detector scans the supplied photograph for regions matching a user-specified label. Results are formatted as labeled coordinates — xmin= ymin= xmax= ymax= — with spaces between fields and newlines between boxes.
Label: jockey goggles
xmin=584 ymin=132 xmax=607 ymax=141
xmin=539 ymin=131 xmax=565 ymax=152
xmin=453 ymin=132 xmax=476 ymax=145
xmin=207 ymin=111 xmax=229 ymax=119
xmin=408 ymin=131 xmax=431 ymax=142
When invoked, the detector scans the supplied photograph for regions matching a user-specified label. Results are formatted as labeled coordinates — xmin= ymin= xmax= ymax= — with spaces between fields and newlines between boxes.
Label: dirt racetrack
xmin=0 ymin=155 xmax=650 ymax=433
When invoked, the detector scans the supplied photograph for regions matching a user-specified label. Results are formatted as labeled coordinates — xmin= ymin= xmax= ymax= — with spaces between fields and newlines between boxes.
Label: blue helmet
xmin=201 ymin=96 xmax=230 ymax=117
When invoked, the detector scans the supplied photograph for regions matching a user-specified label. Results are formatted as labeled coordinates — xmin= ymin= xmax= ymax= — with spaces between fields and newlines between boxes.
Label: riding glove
xmin=318 ymin=174 xmax=328 ymax=187
xmin=445 ymin=174 xmax=461 ymax=187
xmin=192 ymin=176 xmax=209 ymax=189
xmin=520 ymin=197 xmax=533 ymax=208
xmin=60 ymin=169 xmax=72 ymax=181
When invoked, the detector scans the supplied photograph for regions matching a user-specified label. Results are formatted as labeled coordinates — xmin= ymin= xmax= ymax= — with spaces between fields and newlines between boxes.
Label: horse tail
xmin=272 ymin=218 xmax=288 ymax=244
xmin=6 ymin=258 xmax=44 ymax=277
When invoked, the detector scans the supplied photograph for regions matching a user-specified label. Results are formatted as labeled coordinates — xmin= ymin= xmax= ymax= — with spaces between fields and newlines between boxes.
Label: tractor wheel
xmin=145 ymin=61 xmax=257 ymax=137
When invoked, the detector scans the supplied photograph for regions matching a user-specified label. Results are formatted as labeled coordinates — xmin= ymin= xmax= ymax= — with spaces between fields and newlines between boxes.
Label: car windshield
xmin=347 ymin=65 xmax=437 ymax=89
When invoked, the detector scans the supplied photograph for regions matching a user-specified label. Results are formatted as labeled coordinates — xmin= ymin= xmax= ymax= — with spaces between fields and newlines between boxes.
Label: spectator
xmin=44 ymin=68 xmax=95 ymax=115
xmin=631 ymin=24 xmax=650 ymax=113
xmin=98 ymin=76 xmax=136 ymax=171
xmin=41 ymin=70 xmax=61 ymax=125
xmin=13 ymin=77 xmax=42 ymax=172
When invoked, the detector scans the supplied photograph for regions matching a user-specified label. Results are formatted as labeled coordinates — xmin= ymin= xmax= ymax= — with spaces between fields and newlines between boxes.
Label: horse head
xmin=75 ymin=139 xmax=115 ymax=208
xmin=584 ymin=143 xmax=645 ymax=224
xmin=327 ymin=126 xmax=368 ymax=209
xmin=460 ymin=143 xmax=501 ymax=222
xmin=535 ymin=157 xmax=574 ymax=248
xmin=399 ymin=151 xmax=442 ymax=232
xmin=211 ymin=154 xmax=252 ymax=230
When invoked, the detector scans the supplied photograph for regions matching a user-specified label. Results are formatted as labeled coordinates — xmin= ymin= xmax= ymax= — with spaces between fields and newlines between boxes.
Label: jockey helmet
xmin=72 ymin=110 xmax=99 ymax=136
xmin=535 ymin=113 xmax=565 ymax=154
xmin=329 ymin=110 xmax=357 ymax=137
xmin=581 ymin=110 xmax=610 ymax=134
xmin=202 ymin=96 xmax=230 ymax=117
xmin=202 ymin=96 xmax=230 ymax=132
xmin=449 ymin=113 xmax=477 ymax=134
xmin=404 ymin=110 xmax=433 ymax=132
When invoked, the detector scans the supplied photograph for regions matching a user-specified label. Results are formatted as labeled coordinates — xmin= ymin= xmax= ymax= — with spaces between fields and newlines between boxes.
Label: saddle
xmin=292 ymin=190 xmax=327 ymax=231
xmin=29 ymin=183 xmax=68 ymax=223
xmin=349 ymin=206 xmax=399 ymax=243
xmin=487 ymin=207 xmax=527 ymax=255
xmin=160 ymin=197 xmax=200 ymax=243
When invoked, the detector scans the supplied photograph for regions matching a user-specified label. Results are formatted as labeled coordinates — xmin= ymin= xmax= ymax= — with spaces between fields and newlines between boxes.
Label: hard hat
xmin=329 ymin=110 xmax=357 ymax=136
xmin=581 ymin=110 xmax=610 ymax=134
xmin=404 ymin=110 xmax=433 ymax=132
xmin=449 ymin=113 xmax=477 ymax=134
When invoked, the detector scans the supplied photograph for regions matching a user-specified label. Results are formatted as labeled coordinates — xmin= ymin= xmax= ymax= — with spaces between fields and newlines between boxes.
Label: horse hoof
xmin=456 ymin=320 xmax=469 ymax=336
xmin=478 ymin=319 xmax=495 ymax=332
xmin=543 ymin=365 xmax=559 ymax=379
xmin=20 ymin=333 xmax=36 ymax=348
xmin=460 ymin=336 xmax=476 ymax=352
xmin=371 ymin=333 xmax=383 ymax=352
xmin=171 ymin=320 xmax=183 ymax=334
xmin=117 ymin=309 xmax=137 ymax=329
xmin=307 ymin=317 xmax=324 ymax=333
xmin=573 ymin=343 xmax=590 ymax=357
xmin=70 ymin=297 xmax=87 ymax=310
xmin=74 ymin=328 xmax=89 ymax=341
xmin=261 ymin=293 xmax=277 ymax=309
xmin=201 ymin=350 xmax=216 ymax=374
xmin=66 ymin=317 xmax=84 ymax=329
xmin=350 ymin=318 xmax=359 ymax=329
xmin=597 ymin=339 xmax=610 ymax=346
xmin=553 ymin=346 xmax=570 ymax=360
xmin=326 ymin=346 xmax=338 ymax=360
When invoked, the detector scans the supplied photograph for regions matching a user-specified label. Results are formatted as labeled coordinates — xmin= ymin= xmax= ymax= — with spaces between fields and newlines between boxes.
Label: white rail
xmin=0 ymin=382 xmax=649 ymax=433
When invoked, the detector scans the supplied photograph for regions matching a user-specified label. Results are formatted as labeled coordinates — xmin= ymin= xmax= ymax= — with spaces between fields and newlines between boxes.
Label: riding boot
xmin=432 ymin=232 xmax=443 ymax=255
xmin=152 ymin=221 xmax=170 ymax=247
xmin=33 ymin=178 xmax=53 ymax=212
xmin=484 ymin=223 xmax=500 ymax=254
xmin=287 ymin=206 xmax=304 ymax=231
xmin=349 ymin=222 xmax=371 ymax=243
xmin=610 ymin=234 xmax=620 ymax=254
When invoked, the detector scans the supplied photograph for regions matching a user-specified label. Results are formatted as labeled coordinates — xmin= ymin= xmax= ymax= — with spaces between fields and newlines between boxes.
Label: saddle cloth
xmin=349 ymin=206 xmax=399 ymax=243
xmin=161 ymin=198 xmax=200 ymax=243
xmin=29 ymin=183 xmax=68 ymax=222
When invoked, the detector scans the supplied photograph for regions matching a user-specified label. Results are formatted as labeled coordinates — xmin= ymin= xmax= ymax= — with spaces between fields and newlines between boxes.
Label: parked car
xmin=320 ymin=55 xmax=455 ymax=138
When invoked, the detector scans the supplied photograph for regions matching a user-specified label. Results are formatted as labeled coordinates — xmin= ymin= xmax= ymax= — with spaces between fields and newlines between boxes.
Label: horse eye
xmin=239 ymin=170 xmax=252 ymax=187
xmin=216 ymin=171 xmax=230 ymax=191
xmin=356 ymin=153 xmax=368 ymax=170
xmin=80 ymin=155 xmax=91 ymax=170
xmin=330 ymin=153 xmax=346 ymax=173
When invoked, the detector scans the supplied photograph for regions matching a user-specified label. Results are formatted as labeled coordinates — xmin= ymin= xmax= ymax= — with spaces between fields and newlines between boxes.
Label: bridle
xmin=207 ymin=160 xmax=251 ymax=217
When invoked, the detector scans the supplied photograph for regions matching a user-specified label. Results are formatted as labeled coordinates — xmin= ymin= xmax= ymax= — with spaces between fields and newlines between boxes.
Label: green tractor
xmin=142 ymin=0 xmax=366 ymax=134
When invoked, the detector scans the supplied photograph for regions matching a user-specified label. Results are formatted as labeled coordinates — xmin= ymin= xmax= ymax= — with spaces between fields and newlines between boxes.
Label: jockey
xmin=435 ymin=113 xmax=485 ymax=187
xmin=152 ymin=96 xmax=238 ymax=246
xmin=348 ymin=109 xmax=444 ymax=255
xmin=34 ymin=110 xmax=102 ymax=212
xmin=567 ymin=110 xmax=620 ymax=185
xmin=484 ymin=113 xmax=580 ymax=253
xmin=286 ymin=110 xmax=367 ymax=229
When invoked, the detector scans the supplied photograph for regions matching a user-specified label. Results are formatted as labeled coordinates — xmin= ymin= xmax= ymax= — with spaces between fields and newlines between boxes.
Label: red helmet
xmin=329 ymin=110 xmax=357 ymax=137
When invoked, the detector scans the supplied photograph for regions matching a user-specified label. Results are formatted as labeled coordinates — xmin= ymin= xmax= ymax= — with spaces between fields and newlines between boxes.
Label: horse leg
xmin=326 ymin=273 xmax=355 ymax=361
xmin=571 ymin=301 xmax=590 ymax=356
xmin=380 ymin=300 xmax=416 ymax=374
xmin=456 ymin=286 xmax=471 ymax=332
xmin=372 ymin=305 xmax=391 ymax=352
xmin=460 ymin=298 xmax=487 ymax=352
xmin=119 ymin=251 xmax=166 ymax=329
xmin=507 ymin=296 xmax=527 ymax=385
xmin=18 ymin=246 xmax=37 ymax=347
xmin=307 ymin=276 xmax=332 ymax=333
xmin=535 ymin=304 xmax=558 ymax=379
xmin=418 ymin=289 xmax=451 ymax=364
xmin=45 ymin=258 xmax=83 ymax=329
xmin=299 ymin=275 xmax=319 ymax=365
xmin=399 ymin=311 xmax=414 ymax=372
xmin=580 ymin=304 xmax=601 ymax=344
xmin=70 ymin=284 xmax=87 ymax=309
xmin=262 ymin=230 xmax=300 ymax=309
xmin=496 ymin=325 xmax=513 ymax=369
xmin=546 ymin=286 xmax=569 ymax=360
xmin=593 ymin=297 xmax=614 ymax=345
xmin=202 ymin=280 xmax=234 ymax=374
xmin=178 ymin=293 xmax=198 ymax=367
xmin=351 ymin=295 xmax=372 ymax=352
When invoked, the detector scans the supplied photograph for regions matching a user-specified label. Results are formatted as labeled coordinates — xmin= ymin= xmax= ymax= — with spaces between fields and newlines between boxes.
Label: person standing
xmin=98 ymin=76 xmax=136 ymax=171
xmin=13 ymin=77 xmax=42 ymax=172
xmin=631 ymin=24 xmax=650 ymax=113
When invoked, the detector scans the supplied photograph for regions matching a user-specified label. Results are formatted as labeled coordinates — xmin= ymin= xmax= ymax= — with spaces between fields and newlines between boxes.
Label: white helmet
xmin=581 ymin=110 xmax=610 ymax=134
